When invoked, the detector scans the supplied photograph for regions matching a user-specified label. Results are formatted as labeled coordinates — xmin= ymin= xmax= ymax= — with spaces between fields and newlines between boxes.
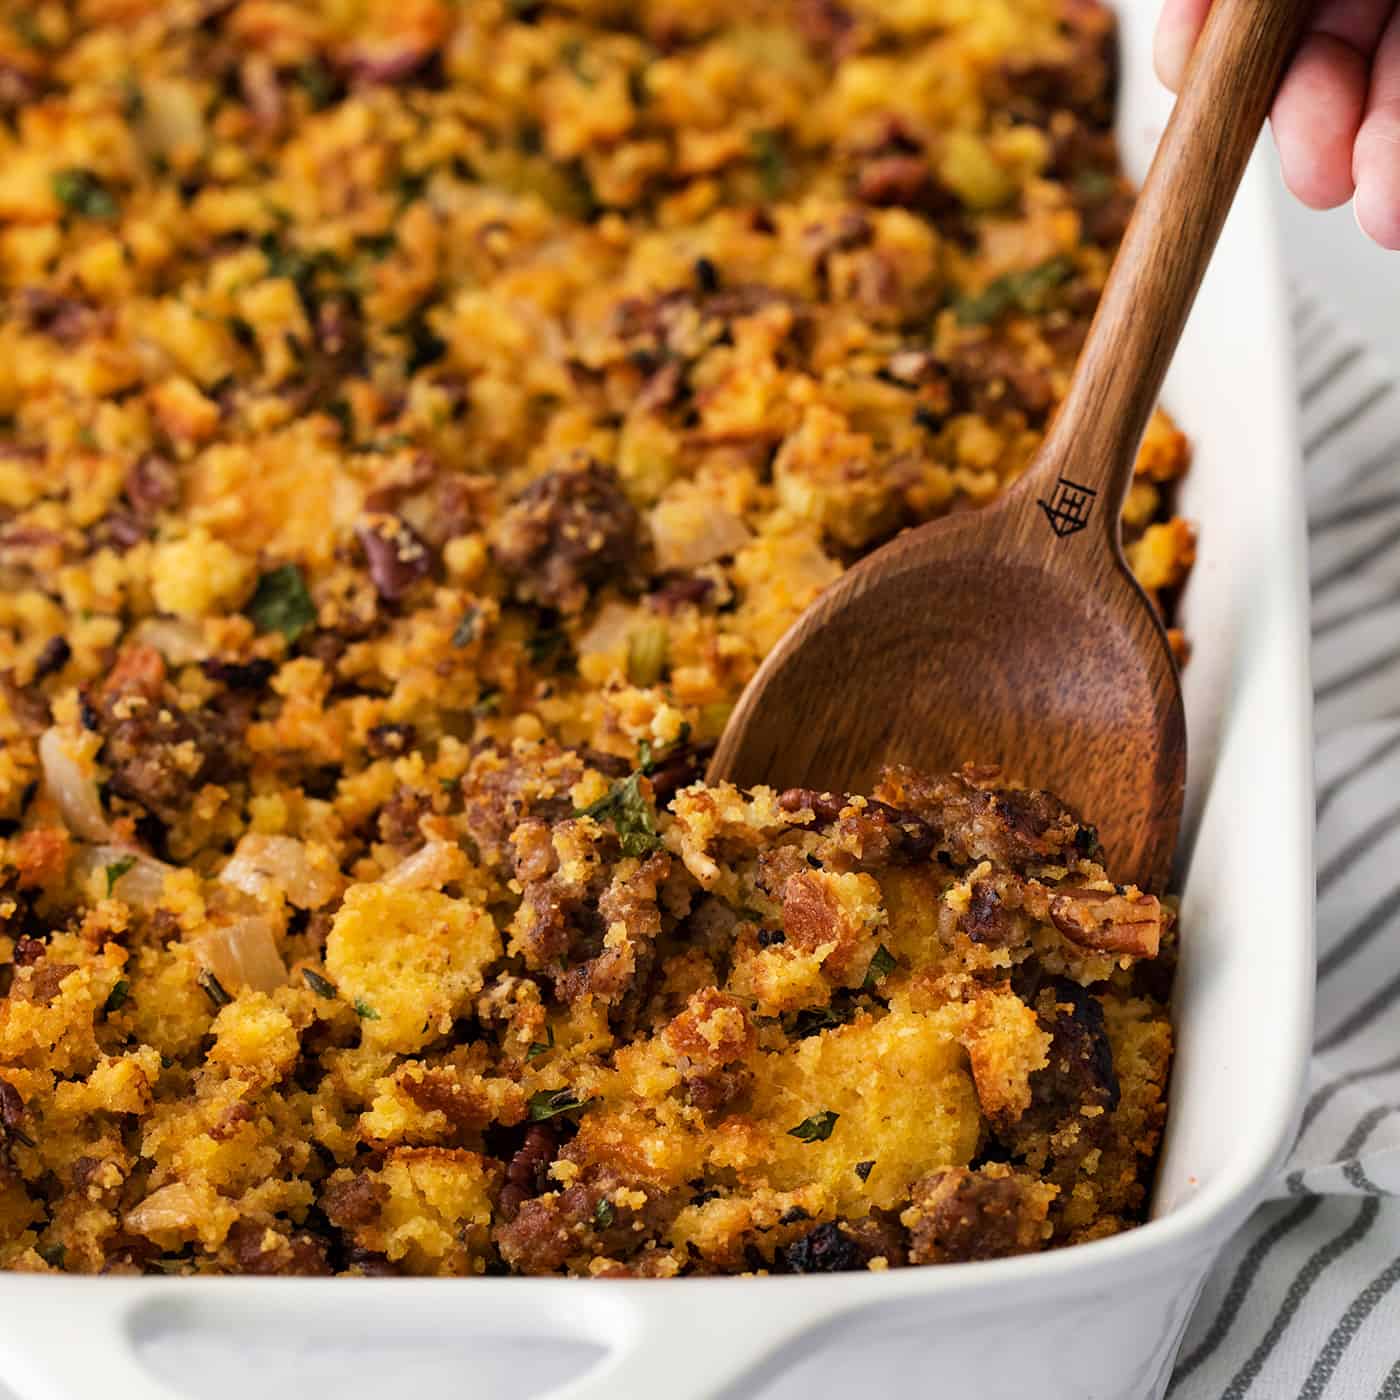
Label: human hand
xmin=1156 ymin=0 xmax=1400 ymax=247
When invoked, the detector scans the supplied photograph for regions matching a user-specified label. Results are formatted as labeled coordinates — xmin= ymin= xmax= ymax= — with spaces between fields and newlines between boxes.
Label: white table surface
xmin=2 ymin=151 xmax=1394 ymax=1400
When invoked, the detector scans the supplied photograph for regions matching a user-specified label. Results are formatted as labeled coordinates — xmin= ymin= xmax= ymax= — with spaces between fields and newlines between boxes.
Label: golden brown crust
xmin=0 ymin=0 xmax=1180 ymax=1278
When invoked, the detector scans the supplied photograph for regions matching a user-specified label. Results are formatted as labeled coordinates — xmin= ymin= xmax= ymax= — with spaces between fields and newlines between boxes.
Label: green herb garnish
xmin=750 ymin=130 xmax=788 ymax=199
xmin=52 ymin=168 xmax=119 ymax=220
xmin=199 ymin=971 xmax=232 ymax=1009
xmin=592 ymin=1198 xmax=615 ymax=1229
xmin=637 ymin=722 xmax=689 ymax=776
xmin=854 ymin=1159 xmax=875 ymax=1182
xmin=103 ymin=979 xmax=130 ymax=1015
xmin=526 ymin=1026 xmax=555 ymax=1061
xmin=787 ymin=1110 xmax=839 ymax=1144
xmin=787 ymin=1005 xmax=850 ymax=1039
xmin=473 ymin=688 xmax=501 ymax=717
xmin=302 ymin=968 xmax=338 ymax=999
xmin=954 ymin=256 xmax=1075 ymax=326
xmin=1009 ymin=255 xmax=1076 ymax=310
xmin=953 ymin=278 xmax=1017 ymax=326
xmin=528 ymin=1088 xmax=594 ymax=1121
xmin=353 ymin=998 xmax=380 ymax=1021
xmin=452 ymin=607 xmax=481 ymax=647
xmin=575 ymin=771 xmax=660 ymax=858
xmin=246 ymin=564 xmax=316 ymax=642
xmin=104 ymin=856 xmax=136 ymax=895
xmin=862 ymin=944 xmax=896 ymax=990
xmin=36 ymin=1242 xmax=65 ymax=1269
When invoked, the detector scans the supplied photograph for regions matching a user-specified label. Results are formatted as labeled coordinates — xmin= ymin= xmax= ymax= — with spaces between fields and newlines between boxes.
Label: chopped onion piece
xmin=139 ymin=79 xmax=207 ymax=161
xmin=385 ymin=839 xmax=467 ymax=891
xmin=71 ymin=844 xmax=173 ymax=906
xmin=218 ymin=834 xmax=342 ymax=909
xmin=125 ymin=1182 xmax=202 ymax=1238
xmin=650 ymin=489 xmax=751 ymax=572
xmin=577 ymin=600 xmax=635 ymax=661
xmin=189 ymin=916 xmax=286 ymax=995
xmin=38 ymin=727 xmax=111 ymax=842
xmin=131 ymin=616 xmax=205 ymax=665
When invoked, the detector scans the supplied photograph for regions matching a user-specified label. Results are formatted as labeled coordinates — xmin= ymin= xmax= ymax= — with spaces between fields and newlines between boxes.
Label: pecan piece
xmin=1049 ymin=888 xmax=1163 ymax=958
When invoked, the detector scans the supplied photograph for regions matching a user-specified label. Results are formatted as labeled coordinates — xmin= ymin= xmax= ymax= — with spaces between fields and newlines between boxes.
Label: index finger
xmin=1155 ymin=0 xmax=1213 ymax=90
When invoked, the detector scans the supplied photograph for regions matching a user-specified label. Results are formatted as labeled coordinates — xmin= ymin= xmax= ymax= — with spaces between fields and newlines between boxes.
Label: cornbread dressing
xmin=0 ymin=0 xmax=1186 ymax=1278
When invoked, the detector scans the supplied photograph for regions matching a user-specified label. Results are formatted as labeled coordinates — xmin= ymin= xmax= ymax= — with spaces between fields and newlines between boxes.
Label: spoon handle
xmin=1023 ymin=0 xmax=1310 ymax=540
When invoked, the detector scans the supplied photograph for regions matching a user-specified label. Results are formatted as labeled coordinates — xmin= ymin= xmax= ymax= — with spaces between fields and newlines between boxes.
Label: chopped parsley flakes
xmin=198 ymin=971 xmax=232 ymax=1009
xmin=863 ymin=944 xmax=897 ymax=989
xmin=750 ymin=130 xmax=788 ymax=198
xmin=451 ymin=606 xmax=481 ymax=647
xmin=575 ymin=771 xmax=660 ymax=858
xmin=246 ymin=564 xmax=316 ymax=642
xmin=302 ymin=968 xmax=338 ymax=999
xmin=787 ymin=1005 xmax=850 ymax=1039
xmin=528 ymin=1088 xmax=594 ymax=1122
xmin=104 ymin=856 xmax=136 ymax=895
xmin=954 ymin=255 xmax=1075 ymax=326
xmin=52 ymin=168 xmax=119 ymax=220
xmin=787 ymin=1111 xmax=839 ymax=1143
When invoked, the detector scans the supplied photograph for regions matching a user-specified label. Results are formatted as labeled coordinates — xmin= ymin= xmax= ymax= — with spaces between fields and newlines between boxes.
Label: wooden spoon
xmin=709 ymin=0 xmax=1308 ymax=891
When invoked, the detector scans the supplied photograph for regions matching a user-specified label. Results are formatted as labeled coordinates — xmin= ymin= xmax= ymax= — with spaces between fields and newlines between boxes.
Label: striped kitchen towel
xmin=1171 ymin=297 xmax=1400 ymax=1400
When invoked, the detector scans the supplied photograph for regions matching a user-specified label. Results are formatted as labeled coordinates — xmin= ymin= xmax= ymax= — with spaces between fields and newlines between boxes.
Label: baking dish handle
xmin=0 ymin=1280 xmax=856 ymax=1400
xmin=542 ymin=1283 xmax=855 ymax=1400
xmin=0 ymin=1285 xmax=184 ymax=1400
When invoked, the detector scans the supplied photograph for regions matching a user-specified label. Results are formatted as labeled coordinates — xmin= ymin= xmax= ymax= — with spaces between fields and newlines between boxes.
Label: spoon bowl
xmin=710 ymin=492 xmax=1186 ymax=888
xmin=709 ymin=0 xmax=1307 ymax=891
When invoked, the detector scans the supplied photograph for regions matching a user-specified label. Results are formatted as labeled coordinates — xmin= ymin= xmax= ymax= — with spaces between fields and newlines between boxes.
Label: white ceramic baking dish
xmin=0 ymin=2 xmax=1313 ymax=1396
